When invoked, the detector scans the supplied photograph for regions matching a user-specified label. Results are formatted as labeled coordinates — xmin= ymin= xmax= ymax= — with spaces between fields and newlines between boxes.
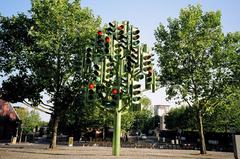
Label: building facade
xmin=0 ymin=99 xmax=21 ymax=142
xmin=154 ymin=105 xmax=170 ymax=130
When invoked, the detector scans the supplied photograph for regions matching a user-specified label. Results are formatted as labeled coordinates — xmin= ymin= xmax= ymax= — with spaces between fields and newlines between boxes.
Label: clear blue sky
xmin=1 ymin=0 xmax=239 ymax=47
xmin=1 ymin=0 xmax=239 ymax=120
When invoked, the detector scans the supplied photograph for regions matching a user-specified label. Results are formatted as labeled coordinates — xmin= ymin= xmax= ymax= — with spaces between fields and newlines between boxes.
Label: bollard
xmin=11 ymin=137 xmax=17 ymax=144
xmin=162 ymin=137 xmax=165 ymax=143
xmin=175 ymin=139 xmax=179 ymax=145
xmin=233 ymin=135 xmax=240 ymax=159
xmin=68 ymin=137 xmax=74 ymax=147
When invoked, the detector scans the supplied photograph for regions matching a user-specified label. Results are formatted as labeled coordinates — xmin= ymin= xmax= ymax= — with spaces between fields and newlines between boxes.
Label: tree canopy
xmin=15 ymin=108 xmax=42 ymax=134
xmin=154 ymin=5 xmax=240 ymax=154
xmin=165 ymin=106 xmax=196 ymax=130
xmin=0 ymin=0 xmax=101 ymax=148
xmin=165 ymin=96 xmax=240 ymax=132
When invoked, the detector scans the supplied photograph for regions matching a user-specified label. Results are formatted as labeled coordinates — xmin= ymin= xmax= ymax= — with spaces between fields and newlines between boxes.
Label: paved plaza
xmin=0 ymin=143 xmax=235 ymax=159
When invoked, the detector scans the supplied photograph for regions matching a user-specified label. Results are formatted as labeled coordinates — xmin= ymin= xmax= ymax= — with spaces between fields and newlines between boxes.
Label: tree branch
xmin=95 ymin=102 xmax=114 ymax=113
xmin=183 ymin=97 xmax=192 ymax=107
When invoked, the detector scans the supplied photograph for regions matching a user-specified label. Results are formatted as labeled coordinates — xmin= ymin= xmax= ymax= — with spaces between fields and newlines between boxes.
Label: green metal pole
xmin=112 ymin=112 xmax=116 ymax=154
xmin=112 ymin=99 xmax=122 ymax=156
xmin=112 ymin=22 xmax=125 ymax=156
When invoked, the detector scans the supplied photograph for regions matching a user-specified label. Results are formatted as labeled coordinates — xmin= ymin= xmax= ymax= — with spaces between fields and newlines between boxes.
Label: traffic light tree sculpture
xmin=83 ymin=21 xmax=156 ymax=156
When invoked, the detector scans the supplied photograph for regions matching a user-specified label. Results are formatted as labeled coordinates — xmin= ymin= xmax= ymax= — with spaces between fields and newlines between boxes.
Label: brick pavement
xmin=0 ymin=143 xmax=234 ymax=159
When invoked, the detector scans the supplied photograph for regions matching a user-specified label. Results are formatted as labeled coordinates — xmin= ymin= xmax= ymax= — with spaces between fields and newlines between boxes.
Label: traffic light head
xmin=111 ymin=88 xmax=119 ymax=107
xmin=112 ymin=88 xmax=118 ymax=95
xmin=96 ymin=30 xmax=104 ymax=53
xmin=134 ymin=73 xmax=144 ymax=81
xmin=113 ymin=40 xmax=123 ymax=58
xmin=131 ymin=27 xmax=140 ymax=46
xmin=117 ymin=24 xmax=124 ymax=30
xmin=104 ymin=36 xmax=111 ymax=54
xmin=125 ymin=60 xmax=132 ymax=73
xmin=132 ymin=81 xmax=141 ymax=105
xmin=89 ymin=83 xmax=94 ymax=89
xmin=79 ymin=86 xmax=87 ymax=104
xmin=142 ymin=51 xmax=153 ymax=73
xmin=145 ymin=69 xmax=153 ymax=90
xmin=132 ymin=28 xmax=140 ymax=34
xmin=86 ymin=47 xmax=93 ymax=64
xmin=88 ymin=83 xmax=95 ymax=102
xmin=104 ymin=59 xmax=115 ymax=82
xmin=130 ymin=46 xmax=140 ymax=66
xmin=117 ymin=23 xmax=127 ymax=49
xmin=120 ymin=76 xmax=128 ymax=94
xmin=97 ymin=30 xmax=103 ymax=36
xmin=93 ymin=64 xmax=101 ymax=75
xmin=96 ymin=84 xmax=106 ymax=99
xmin=107 ymin=21 xmax=116 ymax=35
xmin=152 ymin=71 xmax=156 ymax=93
xmin=93 ymin=63 xmax=102 ymax=82
xmin=105 ymin=36 xmax=111 ymax=43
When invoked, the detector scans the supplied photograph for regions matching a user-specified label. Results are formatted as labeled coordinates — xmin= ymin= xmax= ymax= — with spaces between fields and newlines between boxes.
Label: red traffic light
xmin=89 ymin=83 xmax=94 ymax=89
xmin=105 ymin=37 xmax=111 ymax=43
xmin=117 ymin=25 xmax=124 ymax=30
xmin=97 ymin=31 xmax=103 ymax=36
xmin=112 ymin=88 xmax=118 ymax=95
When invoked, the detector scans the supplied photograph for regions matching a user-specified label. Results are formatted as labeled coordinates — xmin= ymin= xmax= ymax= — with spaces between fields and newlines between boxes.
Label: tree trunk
xmin=197 ymin=110 xmax=207 ymax=154
xmin=19 ymin=129 xmax=23 ymax=143
xmin=24 ymin=135 xmax=27 ymax=142
xmin=49 ymin=115 xmax=60 ymax=149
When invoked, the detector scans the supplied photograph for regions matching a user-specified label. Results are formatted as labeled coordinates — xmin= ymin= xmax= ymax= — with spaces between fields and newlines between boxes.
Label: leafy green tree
xmin=0 ymin=14 xmax=42 ymax=105
xmin=204 ymin=89 xmax=240 ymax=132
xmin=165 ymin=93 xmax=240 ymax=132
xmin=0 ymin=14 xmax=34 ymax=75
xmin=58 ymin=101 xmax=113 ymax=138
xmin=165 ymin=106 xmax=196 ymax=130
xmin=0 ymin=0 xmax=101 ymax=148
xmin=145 ymin=115 xmax=160 ymax=133
xmin=121 ymin=112 xmax=135 ymax=133
xmin=15 ymin=108 xmax=41 ymax=142
xmin=165 ymin=107 xmax=185 ymax=130
xmin=24 ymin=110 xmax=41 ymax=133
xmin=132 ymin=110 xmax=152 ymax=134
xmin=154 ymin=5 xmax=240 ymax=154
xmin=30 ymin=0 xmax=100 ymax=148
xmin=140 ymin=96 xmax=152 ymax=109
xmin=121 ymin=96 xmax=152 ymax=133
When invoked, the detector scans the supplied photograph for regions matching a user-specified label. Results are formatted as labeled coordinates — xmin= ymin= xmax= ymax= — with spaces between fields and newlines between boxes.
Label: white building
xmin=154 ymin=104 xmax=170 ymax=130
